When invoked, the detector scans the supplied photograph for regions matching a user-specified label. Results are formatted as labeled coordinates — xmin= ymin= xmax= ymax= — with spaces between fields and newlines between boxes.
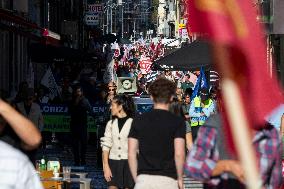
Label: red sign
xmin=139 ymin=57 xmax=152 ymax=74
xmin=86 ymin=4 xmax=103 ymax=13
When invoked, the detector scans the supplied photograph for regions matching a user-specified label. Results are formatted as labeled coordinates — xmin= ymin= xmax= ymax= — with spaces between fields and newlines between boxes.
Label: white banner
xmin=103 ymin=59 xmax=117 ymax=84
xmin=40 ymin=67 xmax=59 ymax=100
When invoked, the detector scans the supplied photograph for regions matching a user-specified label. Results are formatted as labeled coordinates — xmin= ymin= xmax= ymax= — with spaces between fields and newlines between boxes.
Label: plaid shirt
xmin=184 ymin=124 xmax=282 ymax=189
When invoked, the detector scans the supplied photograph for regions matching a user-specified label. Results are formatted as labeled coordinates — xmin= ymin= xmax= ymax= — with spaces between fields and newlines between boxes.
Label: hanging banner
xmin=85 ymin=14 xmax=99 ymax=26
xmin=41 ymin=101 xmax=154 ymax=132
xmin=41 ymin=104 xmax=109 ymax=132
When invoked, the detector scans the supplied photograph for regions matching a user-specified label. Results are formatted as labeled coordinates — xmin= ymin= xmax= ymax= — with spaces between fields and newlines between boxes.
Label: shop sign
xmin=85 ymin=14 xmax=99 ymax=26
xmin=86 ymin=4 xmax=103 ymax=14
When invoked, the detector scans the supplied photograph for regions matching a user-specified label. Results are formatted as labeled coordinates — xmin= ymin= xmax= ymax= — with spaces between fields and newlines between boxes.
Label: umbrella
xmin=153 ymin=40 xmax=212 ymax=71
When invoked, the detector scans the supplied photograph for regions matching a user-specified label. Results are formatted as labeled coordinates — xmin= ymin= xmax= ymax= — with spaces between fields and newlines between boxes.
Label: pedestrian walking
xmin=69 ymin=85 xmax=95 ymax=166
xmin=128 ymin=78 xmax=186 ymax=189
xmin=16 ymin=88 xmax=44 ymax=163
xmin=100 ymin=94 xmax=135 ymax=189
xmin=189 ymin=87 xmax=215 ymax=141
xmin=170 ymin=98 xmax=193 ymax=151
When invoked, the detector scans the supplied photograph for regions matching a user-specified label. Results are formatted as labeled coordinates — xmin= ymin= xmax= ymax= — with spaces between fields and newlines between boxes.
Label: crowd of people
xmin=101 ymin=77 xmax=283 ymax=189
xmin=0 ymin=38 xmax=283 ymax=189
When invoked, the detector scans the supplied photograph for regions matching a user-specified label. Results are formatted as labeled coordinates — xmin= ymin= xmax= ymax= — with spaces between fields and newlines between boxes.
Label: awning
xmin=153 ymin=40 xmax=212 ymax=71
xmin=30 ymin=43 xmax=83 ymax=63
xmin=0 ymin=8 xmax=42 ymax=40
xmin=0 ymin=8 xmax=61 ymax=45
xmin=30 ymin=43 xmax=97 ymax=63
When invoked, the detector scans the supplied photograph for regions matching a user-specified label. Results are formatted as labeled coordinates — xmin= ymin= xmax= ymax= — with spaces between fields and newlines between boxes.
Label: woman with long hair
xmin=169 ymin=98 xmax=193 ymax=151
xmin=101 ymin=94 xmax=135 ymax=189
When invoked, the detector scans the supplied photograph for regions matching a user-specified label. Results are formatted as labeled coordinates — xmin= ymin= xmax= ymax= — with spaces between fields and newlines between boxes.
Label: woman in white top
xmin=101 ymin=94 xmax=135 ymax=189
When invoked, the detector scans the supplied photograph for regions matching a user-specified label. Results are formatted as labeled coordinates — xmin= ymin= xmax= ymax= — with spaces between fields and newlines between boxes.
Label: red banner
xmin=187 ymin=0 xmax=283 ymax=127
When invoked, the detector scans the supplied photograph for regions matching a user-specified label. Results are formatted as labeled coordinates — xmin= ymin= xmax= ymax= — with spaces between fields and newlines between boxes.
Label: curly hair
xmin=112 ymin=94 xmax=135 ymax=117
xmin=148 ymin=78 xmax=177 ymax=104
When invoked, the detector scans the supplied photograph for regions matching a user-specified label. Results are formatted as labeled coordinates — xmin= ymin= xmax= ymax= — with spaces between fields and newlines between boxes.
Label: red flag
xmin=187 ymin=0 xmax=283 ymax=127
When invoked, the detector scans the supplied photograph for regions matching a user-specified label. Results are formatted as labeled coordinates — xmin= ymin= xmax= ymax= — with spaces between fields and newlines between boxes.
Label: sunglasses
xmin=108 ymin=89 xmax=116 ymax=92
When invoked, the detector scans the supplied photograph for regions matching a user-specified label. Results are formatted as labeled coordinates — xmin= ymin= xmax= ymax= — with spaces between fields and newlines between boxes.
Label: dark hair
xmin=169 ymin=99 xmax=185 ymax=119
xmin=184 ymin=88 xmax=193 ymax=97
xmin=148 ymin=78 xmax=176 ymax=104
xmin=210 ymin=86 xmax=218 ymax=95
xmin=72 ymin=85 xmax=84 ymax=100
xmin=73 ymin=85 xmax=83 ymax=94
xmin=112 ymin=94 xmax=135 ymax=117
xmin=199 ymin=87 xmax=209 ymax=95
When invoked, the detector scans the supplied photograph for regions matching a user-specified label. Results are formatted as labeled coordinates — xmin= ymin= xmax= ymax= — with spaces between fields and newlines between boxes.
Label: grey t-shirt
xmin=185 ymin=121 xmax=191 ymax=133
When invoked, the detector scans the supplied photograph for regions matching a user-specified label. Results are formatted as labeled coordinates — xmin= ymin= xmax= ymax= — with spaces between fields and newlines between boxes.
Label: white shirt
xmin=0 ymin=141 xmax=43 ymax=189
xmin=101 ymin=118 xmax=133 ymax=160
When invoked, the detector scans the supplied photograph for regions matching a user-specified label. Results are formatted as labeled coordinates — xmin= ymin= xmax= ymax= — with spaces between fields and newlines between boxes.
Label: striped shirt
xmin=184 ymin=122 xmax=282 ymax=189
xmin=0 ymin=141 xmax=43 ymax=189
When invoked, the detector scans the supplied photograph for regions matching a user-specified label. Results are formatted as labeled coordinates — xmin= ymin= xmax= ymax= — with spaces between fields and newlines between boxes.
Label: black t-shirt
xmin=69 ymin=96 xmax=94 ymax=131
xmin=117 ymin=116 xmax=129 ymax=132
xmin=128 ymin=109 xmax=186 ymax=179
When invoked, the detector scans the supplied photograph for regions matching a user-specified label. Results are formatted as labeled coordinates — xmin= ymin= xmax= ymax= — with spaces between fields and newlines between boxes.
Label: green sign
xmin=41 ymin=104 xmax=109 ymax=132
xmin=43 ymin=115 xmax=97 ymax=132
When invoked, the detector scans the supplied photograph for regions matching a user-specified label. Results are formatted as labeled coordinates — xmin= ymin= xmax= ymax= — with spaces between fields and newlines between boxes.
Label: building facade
xmin=0 ymin=0 xmax=94 ymax=96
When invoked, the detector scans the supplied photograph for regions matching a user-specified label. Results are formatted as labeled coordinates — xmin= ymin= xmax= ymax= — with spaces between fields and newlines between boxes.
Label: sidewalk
xmin=37 ymin=143 xmax=203 ymax=189
xmin=37 ymin=144 xmax=107 ymax=189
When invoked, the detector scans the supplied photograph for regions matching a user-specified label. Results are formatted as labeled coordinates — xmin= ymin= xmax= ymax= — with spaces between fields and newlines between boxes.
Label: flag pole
xmin=211 ymin=43 xmax=261 ymax=189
